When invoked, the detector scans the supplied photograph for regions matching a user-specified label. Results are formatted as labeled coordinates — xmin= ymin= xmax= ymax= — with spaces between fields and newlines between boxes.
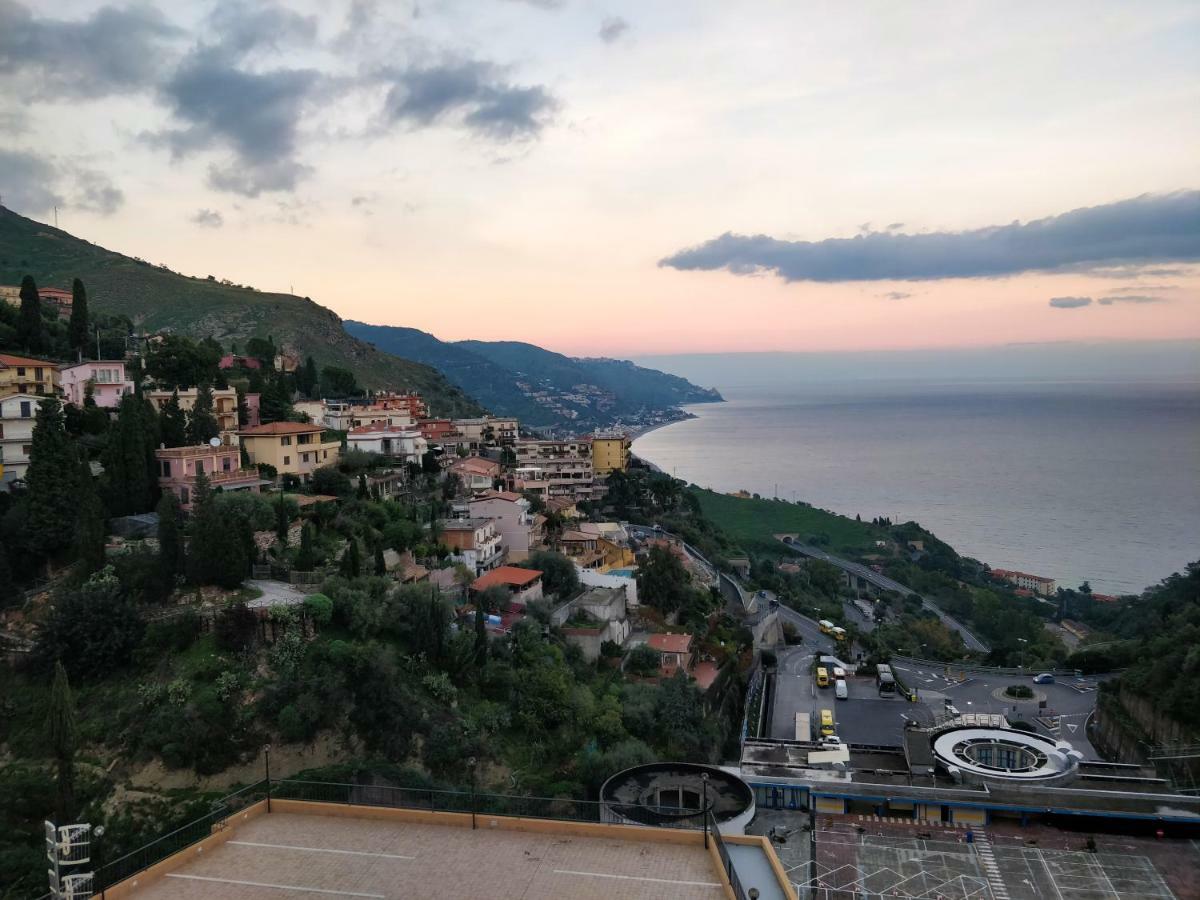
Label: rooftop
xmin=472 ymin=489 xmax=524 ymax=503
xmin=0 ymin=353 xmax=56 ymax=367
xmin=441 ymin=518 xmax=495 ymax=530
xmin=648 ymin=633 xmax=693 ymax=654
xmin=472 ymin=565 xmax=542 ymax=591
xmin=239 ymin=421 xmax=324 ymax=436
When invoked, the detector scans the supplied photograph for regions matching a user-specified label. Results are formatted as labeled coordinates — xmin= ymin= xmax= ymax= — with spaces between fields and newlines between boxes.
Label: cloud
xmin=190 ymin=208 xmax=224 ymax=228
xmin=0 ymin=0 xmax=183 ymax=100
xmin=72 ymin=168 xmax=124 ymax=215
xmin=660 ymin=191 xmax=1200 ymax=283
xmin=1098 ymin=294 xmax=1166 ymax=305
xmin=379 ymin=61 xmax=558 ymax=141
xmin=0 ymin=149 xmax=62 ymax=214
xmin=207 ymin=0 xmax=317 ymax=59
xmin=1048 ymin=296 xmax=1093 ymax=309
xmin=503 ymin=0 xmax=565 ymax=8
xmin=881 ymin=291 xmax=912 ymax=300
xmin=599 ymin=16 xmax=630 ymax=43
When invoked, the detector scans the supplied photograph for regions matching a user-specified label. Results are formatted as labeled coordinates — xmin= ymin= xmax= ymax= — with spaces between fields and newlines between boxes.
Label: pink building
xmin=156 ymin=444 xmax=265 ymax=509
xmin=244 ymin=392 xmax=262 ymax=428
xmin=59 ymin=360 xmax=133 ymax=408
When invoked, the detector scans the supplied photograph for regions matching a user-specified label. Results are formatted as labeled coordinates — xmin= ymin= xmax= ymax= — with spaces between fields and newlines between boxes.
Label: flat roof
xmin=120 ymin=808 xmax=726 ymax=899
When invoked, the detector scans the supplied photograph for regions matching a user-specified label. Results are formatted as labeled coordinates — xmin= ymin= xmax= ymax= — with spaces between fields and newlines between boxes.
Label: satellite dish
xmin=209 ymin=437 xmax=222 ymax=447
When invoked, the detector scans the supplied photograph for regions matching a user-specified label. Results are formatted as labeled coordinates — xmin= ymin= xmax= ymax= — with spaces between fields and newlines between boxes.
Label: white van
xmin=832 ymin=666 xmax=846 ymax=680
xmin=835 ymin=680 xmax=848 ymax=700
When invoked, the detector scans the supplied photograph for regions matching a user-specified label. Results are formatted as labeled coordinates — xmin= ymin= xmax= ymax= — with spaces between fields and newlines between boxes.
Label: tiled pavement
xmin=129 ymin=812 xmax=725 ymax=899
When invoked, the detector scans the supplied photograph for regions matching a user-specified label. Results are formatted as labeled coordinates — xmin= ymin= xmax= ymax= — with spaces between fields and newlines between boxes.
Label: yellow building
xmin=147 ymin=387 xmax=240 ymax=435
xmin=0 ymin=354 xmax=59 ymax=399
xmin=591 ymin=432 xmax=631 ymax=475
xmin=238 ymin=421 xmax=341 ymax=481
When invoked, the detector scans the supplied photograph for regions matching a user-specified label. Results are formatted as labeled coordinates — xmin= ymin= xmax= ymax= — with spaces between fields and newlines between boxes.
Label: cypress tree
xmin=103 ymin=395 xmax=155 ymax=516
xmin=75 ymin=458 xmax=106 ymax=576
xmin=47 ymin=661 xmax=78 ymax=824
xmin=156 ymin=491 xmax=184 ymax=595
xmin=16 ymin=275 xmax=46 ymax=354
xmin=274 ymin=495 xmax=290 ymax=543
xmin=186 ymin=383 xmax=220 ymax=445
xmin=0 ymin=544 xmax=12 ymax=606
xmin=474 ymin=607 xmax=488 ymax=666
xmin=68 ymin=278 xmax=90 ymax=357
xmin=357 ymin=473 xmax=369 ymax=500
xmin=187 ymin=471 xmax=248 ymax=588
xmin=339 ymin=538 xmax=361 ymax=578
xmin=299 ymin=355 xmax=319 ymax=398
xmin=159 ymin=389 xmax=188 ymax=448
xmin=374 ymin=542 xmax=386 ymax=576
xmin=236 ymin=387 xmax=250 ymax=428
xmin=25 ymin=396 xmax=77 ymax=557
xmin=259 ymin=376 xmax=292 ymax=424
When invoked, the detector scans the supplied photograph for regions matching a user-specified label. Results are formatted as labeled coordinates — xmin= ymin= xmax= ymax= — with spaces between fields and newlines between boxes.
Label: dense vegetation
xmin=0 ymin=206 xmax=482 ymax=416
xmin=345 ymin=321 xmax=722 ymax=430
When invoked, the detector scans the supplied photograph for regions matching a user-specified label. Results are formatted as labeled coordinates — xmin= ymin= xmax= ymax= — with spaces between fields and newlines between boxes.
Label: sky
xmin=1 ymin=0 xmax=1199 ymax=357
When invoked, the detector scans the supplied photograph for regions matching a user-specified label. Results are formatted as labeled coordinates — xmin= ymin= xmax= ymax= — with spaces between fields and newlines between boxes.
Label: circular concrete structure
xmin=600 ymin=762 xmax=756 ymax=834
xmin=932 ymin=726 xmax=1081 ymax=786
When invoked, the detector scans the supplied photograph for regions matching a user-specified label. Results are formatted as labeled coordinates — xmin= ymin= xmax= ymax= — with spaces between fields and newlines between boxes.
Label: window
xmin=180 ymin=486 xmax=190 ymax=505
xmin=222 ymin=456 xmax=232 ymax=472
xmin=22 ymin=444 xmax=32 ymax=457
xmin=35 ymin=385 xmax=44 ymax=395
xmin=281 ymin=436 xmax=292 ymax=446
xmin=283 ymin=455 xmax=291 ymax=465
xmin=19 ymin=401 xmax=31 ymax=418
xmin=194 ymin=459 xmax=205 ymax=474
xmin=160 ymin=460 xmax=172 ymax=477
xmin=34 ymin=368 xmax=43 ymax=379
xmin=15 ymin=367 xmax=24 ymax=377
xmin=300 ymin=453 xmax=310 ymax=463
xmin=322 ymin=450 xmax=328 ymax=459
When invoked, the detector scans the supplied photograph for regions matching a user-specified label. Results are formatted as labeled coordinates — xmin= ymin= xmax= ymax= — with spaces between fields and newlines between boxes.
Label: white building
xmin=441 ymin=518 xmax=505 ymax=576
xmin=346 ymin=425 xmax=428 ymax=463
xmin=469 ymin=490 xmax=544 ymax=562
xmin=0 ymin=393 xmax=43 ymax=488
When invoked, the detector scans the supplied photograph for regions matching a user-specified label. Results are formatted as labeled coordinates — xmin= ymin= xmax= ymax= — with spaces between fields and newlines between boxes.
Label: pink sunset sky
xmin=1 ymin=1 xmax=1197 ymax=357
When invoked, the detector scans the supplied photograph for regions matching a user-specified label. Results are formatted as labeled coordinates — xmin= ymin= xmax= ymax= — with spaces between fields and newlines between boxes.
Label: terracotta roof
xmin=348 ymin=424 xmax=420 ymax=435
xmin=560 ymin=530 xmax=594 ymax=542
xmin=0 ymin=353 xmax=56 ymax=368
xmin=471 ymin=565 xmax=542 ymax=592
xmin=647 ymin=633 xmax=693 ymax=654
xmin=452 ymin=457 xmax=501 ymax=475
xmin=59 ymin=359 xmax=126 ymax=370
xmin=238 ymin=421 xmax=324 ymax=436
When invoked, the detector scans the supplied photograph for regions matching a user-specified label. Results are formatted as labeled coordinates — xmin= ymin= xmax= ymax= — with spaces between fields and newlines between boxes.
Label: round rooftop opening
xmin=600 ymin=762 xmax=755 ymax=834
xmin=931 ymin=726 xmax=1078 ymax=783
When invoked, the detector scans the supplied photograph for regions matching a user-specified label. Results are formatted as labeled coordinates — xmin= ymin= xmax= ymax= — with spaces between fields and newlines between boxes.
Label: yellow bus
xmin=818 ymin=620 xmax=834 ymax=635
xmin=816 ymin=667 xmax=830 ymax=688
xmin=819 ymin=709 xmax=835 ymax=736
xmin=832 ymin=626 xmax=847 ymax=643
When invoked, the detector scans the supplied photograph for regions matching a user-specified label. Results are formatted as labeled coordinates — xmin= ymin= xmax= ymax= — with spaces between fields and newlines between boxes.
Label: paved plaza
xmin=127 ymin=811 xmax=725 ymax=899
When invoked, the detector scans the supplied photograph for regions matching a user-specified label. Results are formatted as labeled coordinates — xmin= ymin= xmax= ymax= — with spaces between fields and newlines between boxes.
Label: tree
xmin=635 ymin=546 xmax=692 ymax=614
xmin=25 ymin=396 xmax=77 ymax=557
xmin=295 ymin=523 xmax=317 ymax=570
xmin=245 ymin=336 xmax=276 ymax=365
xmin=144 ymin=334 xmax=220 ymax=388
xmin=156 ymin=492 xmax=184 ymax=596
xmin=16 ymin=275 xmax=46 ymax=354
xmin=259 ymin=375 xmax=292 ymax=424
xmin=320 ymin=365 xmax=358 ymax=397
xmin=340 ymin=539 xmax=362 ymax=578
xmin=188 ymin=472 xmax=249 ymax=588
xmin=75 ymin=458 xmax=106 ymax=576
xmin=521 ymin=550 xmax=579 ymax=598
xmin=159 ymin=390 xmax=188 ymax=448
xmin=235 ymin=387 xmax=251 ymax=427
xmin=68 ymin=278 xmax=89 ymax=357
xmin=474 ymin=606 xmax=488 ymax=666
xmin=311 ymin=465 xmax=352 ymax=497
xmin=186 ymin=382 xmax=219 ymax=445
xmin=37 ymin=567 xmax=144 ymax=678
xmin=297 ymin=355 xmax=319 ymax=398
xmin=103 ymin=394 xmax=156 ymax=516
xmin=373 ymin=542 xmax=386 ymax=576
xmin=47 ymin=662 xmax=77 ymax=823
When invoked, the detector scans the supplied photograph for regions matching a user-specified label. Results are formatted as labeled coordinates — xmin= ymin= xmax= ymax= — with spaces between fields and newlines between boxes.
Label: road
xmin=889 ymin=659 xmax=1103 ymax=758
xmin=776 ymin=536 xmax=990 ymax=653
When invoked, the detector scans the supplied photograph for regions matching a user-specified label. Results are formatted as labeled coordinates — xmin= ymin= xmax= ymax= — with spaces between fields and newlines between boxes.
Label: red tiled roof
xmin=0 ymin=353 xmax=56 ymax=368
xmin=471 ymin=566 xmax=543 ymax=592
xmin=238 ymin=421 xmax=324 ymax=436
xmin=648 ymin=633 xmax=693 ymax=654
xmin=474 ymin=489 xmax=523 ymax=502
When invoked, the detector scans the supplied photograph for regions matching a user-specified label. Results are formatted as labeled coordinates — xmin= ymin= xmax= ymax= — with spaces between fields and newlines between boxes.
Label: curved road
xmin=776 ymin=536 xmax=989 ymax=653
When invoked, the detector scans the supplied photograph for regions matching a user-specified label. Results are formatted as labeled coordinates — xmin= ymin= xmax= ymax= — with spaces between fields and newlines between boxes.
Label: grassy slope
xmin=691 ymin=487 xmax=884 ymax=556
xmin=0 ymin=206 xmax=483 ymax=417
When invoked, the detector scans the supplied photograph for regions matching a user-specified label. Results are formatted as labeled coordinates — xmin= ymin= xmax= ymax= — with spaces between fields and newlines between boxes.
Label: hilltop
xmin=0 ymin=206 xmax=483 ymax=417
xmin=345 ymin=321 xmax=722 ymax=432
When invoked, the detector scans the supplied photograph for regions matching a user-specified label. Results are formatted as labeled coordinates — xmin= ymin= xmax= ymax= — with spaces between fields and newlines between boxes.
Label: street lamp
xmin=263 ymin=744 xmax=272 ymax=813
xmin=700 ymin=772 xmax=710 ymax=849
xmin=467 ymin=756 xmax=477 ymax=830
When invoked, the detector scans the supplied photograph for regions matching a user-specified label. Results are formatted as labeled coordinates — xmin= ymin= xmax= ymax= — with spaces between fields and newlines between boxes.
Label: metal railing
xmin=91 ymin=780 xmax=268 ymax=895
xmin=709 ymin=811 xmax=751 ymax=900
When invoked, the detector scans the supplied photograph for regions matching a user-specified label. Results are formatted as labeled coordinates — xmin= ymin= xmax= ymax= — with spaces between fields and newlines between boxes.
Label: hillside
xmin=345 ymin=322 xmax=722 ymax=432
xmin=0 ymin=206 xmax=483 ymax=417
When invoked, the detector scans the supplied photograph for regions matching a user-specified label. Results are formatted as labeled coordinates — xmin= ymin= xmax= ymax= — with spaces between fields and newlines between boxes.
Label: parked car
xmin=835 ymin=680 xmax=848 ymax=700
xmin=1033 ymin=673 xmax=1055 ymax=684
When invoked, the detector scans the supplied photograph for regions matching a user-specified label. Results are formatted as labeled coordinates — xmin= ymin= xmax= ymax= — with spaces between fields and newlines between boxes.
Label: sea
xmin=631 ymin=344 xmax=1200 ymax=596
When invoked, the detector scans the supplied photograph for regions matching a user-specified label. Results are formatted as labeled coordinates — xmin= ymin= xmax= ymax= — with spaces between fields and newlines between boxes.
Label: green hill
xmin=0 ymin=206 xmax=483 ymax=417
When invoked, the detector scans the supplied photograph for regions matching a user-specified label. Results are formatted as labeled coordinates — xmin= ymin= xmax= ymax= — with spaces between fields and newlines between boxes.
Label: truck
xmin=795 ymin=712 xmax=811 ymax=742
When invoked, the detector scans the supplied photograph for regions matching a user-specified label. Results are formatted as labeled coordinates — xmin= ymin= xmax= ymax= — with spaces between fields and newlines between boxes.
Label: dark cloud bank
xmin=661 ymin=191 xmax=1200 ymax=282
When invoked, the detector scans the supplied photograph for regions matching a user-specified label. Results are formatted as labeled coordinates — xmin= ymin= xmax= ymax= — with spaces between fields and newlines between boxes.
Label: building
xmin=218 ymin=354 xmax=263 ymax=370
xmin=155 ymin=445 xmax=266 ymax=509
xmin=450 ymin=455 xmax=502 ymax=492
xmin=452 ymin=415 xmax=519 ymax=447
xmin=550 ymin=585 xmax=631 ymax=661
xmin=647 ymin=632 xmax=694 ymax=678
xmin=238 ymin=421 xmax=340 ymax=480
xmin=512 ymin=439 xmax=593 ymax=500
xmin=2 ymin=285 xmax=73 ymax=318
xmin=345 ymin=424 xmax=427 ymax=463
xmin=371 ymin=391 xmax=426 ymax=418
xmin=0 ymin=393 xmax=42 ymax=487
xmin=468 ymin=490 xmax=543 ymax=562
xmin=441 ymin=518 xmax=504 ymax=575
xmin=322 ymin=401 xmax=356 ymax=431
xmin=146 ymin=387 xmax=241 ymax=435
xmin=0 ymin=354 xmax=59 ymax=399
xmin=58 ymin=360 xmax=134 ymax=408
xmin=578 ymin=567 xmax=639 ymax=608
xmin=591 ymin=431 xmax=631 ymax=475
xmin=292 ymin=399 xmax=325 ymax=423
xmin=470 ymin=565 xmax=544 ymax=604
xmin=990 ymin=567 xmax=1057 ymax=596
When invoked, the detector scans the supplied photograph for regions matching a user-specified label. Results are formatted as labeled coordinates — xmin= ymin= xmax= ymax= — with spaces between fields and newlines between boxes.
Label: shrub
xmin=1004 ymin=683 xmax=1034 ymax=699
xmin=626 ymin=643 xmax=661 ymax=676
xmin=310 ymin=466 xmax=352 ymax=497
xmin=303 ymin=592 xmax=334 ymax=625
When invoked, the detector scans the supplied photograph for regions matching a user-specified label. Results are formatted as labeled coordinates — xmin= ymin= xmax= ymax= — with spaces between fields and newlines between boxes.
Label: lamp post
xmin=467 ymin=756 xmax=477 ymax=830
xmin=263 ymin=744 xmax=272 ymax=813
xmin=701 ymin=772 xmax=710 ymax=849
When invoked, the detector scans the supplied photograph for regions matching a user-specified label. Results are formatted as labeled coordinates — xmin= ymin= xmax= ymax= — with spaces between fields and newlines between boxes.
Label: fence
xmin=90 ymin=780 xmax=268 ymax=895
xmin=709 ymin=811 xmax=751 ymax=900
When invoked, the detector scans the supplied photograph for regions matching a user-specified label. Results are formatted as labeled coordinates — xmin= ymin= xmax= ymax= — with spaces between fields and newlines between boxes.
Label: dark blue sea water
xmin=631 ymin=350 xmax=1200 ymax=596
